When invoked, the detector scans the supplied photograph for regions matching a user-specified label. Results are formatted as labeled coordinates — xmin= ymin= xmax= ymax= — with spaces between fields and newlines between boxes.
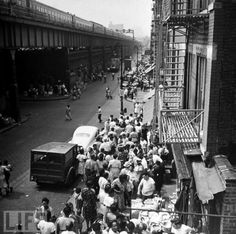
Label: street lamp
xmin=120 ymin=45 xmax=124 ymax=114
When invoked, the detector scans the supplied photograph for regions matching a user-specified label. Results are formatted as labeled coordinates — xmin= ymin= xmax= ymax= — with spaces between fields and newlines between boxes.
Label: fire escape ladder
xmin=157 ymin=0 xmax=209 ymax=144
xmin=163 ymin=26 xmax=186 ymax=109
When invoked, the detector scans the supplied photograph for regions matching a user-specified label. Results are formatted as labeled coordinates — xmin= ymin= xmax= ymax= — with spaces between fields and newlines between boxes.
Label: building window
xmin=196 ymin=55 xmax=206 ymax=130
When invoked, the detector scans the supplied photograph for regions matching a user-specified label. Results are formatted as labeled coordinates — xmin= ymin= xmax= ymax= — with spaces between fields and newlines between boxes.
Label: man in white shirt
xmin=137 ymin=172 xmax=155 ymax=200
xmin=99 ymin=138 xmax=112 ymax=154
xmin=36 ymin=215 xmax=57 ymax=234
xmin=140 ymin=137 xmax=148 ymax=154
xmin=126 ymin=122 xmax=133 ymax=134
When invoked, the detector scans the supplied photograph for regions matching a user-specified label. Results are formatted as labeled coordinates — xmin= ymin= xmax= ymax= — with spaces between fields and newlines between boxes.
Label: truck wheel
xmin=36 ymin=181 xmax=44 ymax=186
xmin=65 ymin=167 xmax=75 ymax=186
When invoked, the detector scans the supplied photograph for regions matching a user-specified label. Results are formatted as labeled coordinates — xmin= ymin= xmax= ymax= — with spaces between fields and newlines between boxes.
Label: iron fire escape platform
xmin=159 ymin=109 xmax=204 ymax=144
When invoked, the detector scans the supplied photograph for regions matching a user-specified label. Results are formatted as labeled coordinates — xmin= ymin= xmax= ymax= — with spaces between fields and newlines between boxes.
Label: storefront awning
xmin=192 ymin=162 xmax=226 ymax=204
xmin=144 ymin=63 xmax=155 ymax=74
xmin=171 ymin=143 xmax=191 ymax=181
xmin=135 ymin=89 xmax=155 ymax=103
xmin=142 ymin=95 xmax=155 ymax=124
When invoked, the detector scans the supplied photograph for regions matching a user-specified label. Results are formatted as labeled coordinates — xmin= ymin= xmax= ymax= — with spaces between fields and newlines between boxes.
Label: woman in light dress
xmin=98 ymin=171 xmax=110 ymax=203
xmin=76 ymin=147 xmax=87 ymax=181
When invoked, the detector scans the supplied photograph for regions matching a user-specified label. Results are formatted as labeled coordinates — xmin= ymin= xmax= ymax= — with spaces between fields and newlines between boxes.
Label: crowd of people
xmin=24 ymin=81 xmax=69 ymax=98
xmin=33 ymin=104 xmax=199 ymax=233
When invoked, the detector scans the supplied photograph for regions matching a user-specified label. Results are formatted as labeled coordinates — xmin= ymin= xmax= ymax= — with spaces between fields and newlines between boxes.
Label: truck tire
xmin=65 ymin=167 xmax=75 ymax=186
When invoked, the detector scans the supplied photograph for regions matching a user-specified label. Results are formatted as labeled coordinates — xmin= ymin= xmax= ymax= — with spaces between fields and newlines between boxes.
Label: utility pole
xmin=120 ymin=45 xmax=124 ymax=114
xmin=10 ymin=49 xmax=21 ymax=123
xmin=136 ymin=46 xmax=139 ymax=73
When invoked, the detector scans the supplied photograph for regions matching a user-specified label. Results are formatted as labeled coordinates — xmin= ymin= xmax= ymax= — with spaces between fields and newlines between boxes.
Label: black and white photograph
xmin=0 ymin=0 xmax=236 ymax=234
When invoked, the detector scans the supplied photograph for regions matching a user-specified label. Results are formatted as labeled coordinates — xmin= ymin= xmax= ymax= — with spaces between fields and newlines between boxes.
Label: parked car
xmin=69 ymin=125 xmax=99 ymax=151
xmin=30 ymin=142 xmax=78 ymax=185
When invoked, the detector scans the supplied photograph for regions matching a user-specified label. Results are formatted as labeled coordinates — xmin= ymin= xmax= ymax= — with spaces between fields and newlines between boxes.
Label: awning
xmin=144 ymin=63 xmax=155 ymax=74
xmin=192 ymin=162 xmax=226 ymax=204
xmin=171 ymin=143 xmax=191 ymax=181
xmin=135 ymin=89 xmax=155 ymax=103
xmin=143 ymin=95 xmax=154 ymax=124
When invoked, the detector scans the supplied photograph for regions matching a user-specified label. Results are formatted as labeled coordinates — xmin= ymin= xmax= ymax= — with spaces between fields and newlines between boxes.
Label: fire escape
xmin=157 ymin=0 xmax=209 ymax=146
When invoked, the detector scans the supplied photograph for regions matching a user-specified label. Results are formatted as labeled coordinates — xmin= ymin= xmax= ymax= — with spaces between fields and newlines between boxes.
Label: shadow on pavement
xmin=0 ymin=190 xmax=26 ymax=200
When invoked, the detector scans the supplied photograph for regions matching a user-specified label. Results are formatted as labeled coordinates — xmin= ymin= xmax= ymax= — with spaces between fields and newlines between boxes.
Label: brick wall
xmin=213 ymin=155 xmax=236 ymax=234
xmin=220 ymin=181 xmax=236 ymax=234
xmin=205 ymin=1 xmax=236 ymax=162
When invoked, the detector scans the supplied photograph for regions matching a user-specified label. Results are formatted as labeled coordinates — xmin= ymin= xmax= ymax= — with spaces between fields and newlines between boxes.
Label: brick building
xmin=151 ymin=0 xmax=236 ymax=233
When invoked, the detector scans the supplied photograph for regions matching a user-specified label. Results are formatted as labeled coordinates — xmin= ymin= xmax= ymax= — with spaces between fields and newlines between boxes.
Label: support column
xmin=64 ymin=47 xmax=71 ymax=88
xmin=102 ymin=46 xmax=105 ymax=71
xmin=88 ymin=46 xmax=92 ymax=80
xmin=9 ymin=49 xmax=21 ymax=123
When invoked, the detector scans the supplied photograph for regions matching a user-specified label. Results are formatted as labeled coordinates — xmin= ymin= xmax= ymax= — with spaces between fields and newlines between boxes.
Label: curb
xmin=0 ymin=114 xmax=30 ymax=134
xmin=20 ymin=95 xmax=71 ymax=102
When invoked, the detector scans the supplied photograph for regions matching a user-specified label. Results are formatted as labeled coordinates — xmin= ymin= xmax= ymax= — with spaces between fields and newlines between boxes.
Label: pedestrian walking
xmin=34 ymin=197 xmax=53 ymax=222
xmin=65 ymin=104 xmax=72 ymax=120
xmin=3 ymin=160 xmax=13 ymax=194
xmin=0 ymin=160 xmax=7 ymax=196
xmin=112 ymin=73 xmax=115 ymax=80
xmin=97 ymin=106 xmax=102 ymax=123
xmin=103 ymin=74 xmax=107 ymax=83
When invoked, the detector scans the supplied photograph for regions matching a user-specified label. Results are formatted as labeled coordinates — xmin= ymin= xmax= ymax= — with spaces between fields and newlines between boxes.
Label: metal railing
xmin=159 ymin=109 xmax=204 ymax=143
xmin=158 ymin=85 xmax=204 ymax=143
xmin=162 ymin=0 xmax=209 ymax=21
xmin=0 ymin=2 xmax=132 ymax=40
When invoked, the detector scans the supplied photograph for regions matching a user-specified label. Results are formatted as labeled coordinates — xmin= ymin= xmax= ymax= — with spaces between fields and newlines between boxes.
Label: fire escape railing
xmin=162 ymin=0 xmax=209 ymax=21
xmin=158 ymin=86 xmax=204 ymax=143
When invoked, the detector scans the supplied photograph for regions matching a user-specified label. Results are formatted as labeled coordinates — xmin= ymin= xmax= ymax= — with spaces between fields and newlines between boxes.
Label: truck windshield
xmin=32 ymin=153 xmax=62 ymax=164
xmin=33 ymin=153 xmax=47 ymax=163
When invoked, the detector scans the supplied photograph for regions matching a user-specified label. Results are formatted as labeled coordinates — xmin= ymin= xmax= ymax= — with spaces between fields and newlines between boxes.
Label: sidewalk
xmin=124 ymin=88 xmax=155 ymax=124
xmin=20 ymin=94 xmax=71 ymax=102
xmin=0 ymin=114 xmax=30 ymax=134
